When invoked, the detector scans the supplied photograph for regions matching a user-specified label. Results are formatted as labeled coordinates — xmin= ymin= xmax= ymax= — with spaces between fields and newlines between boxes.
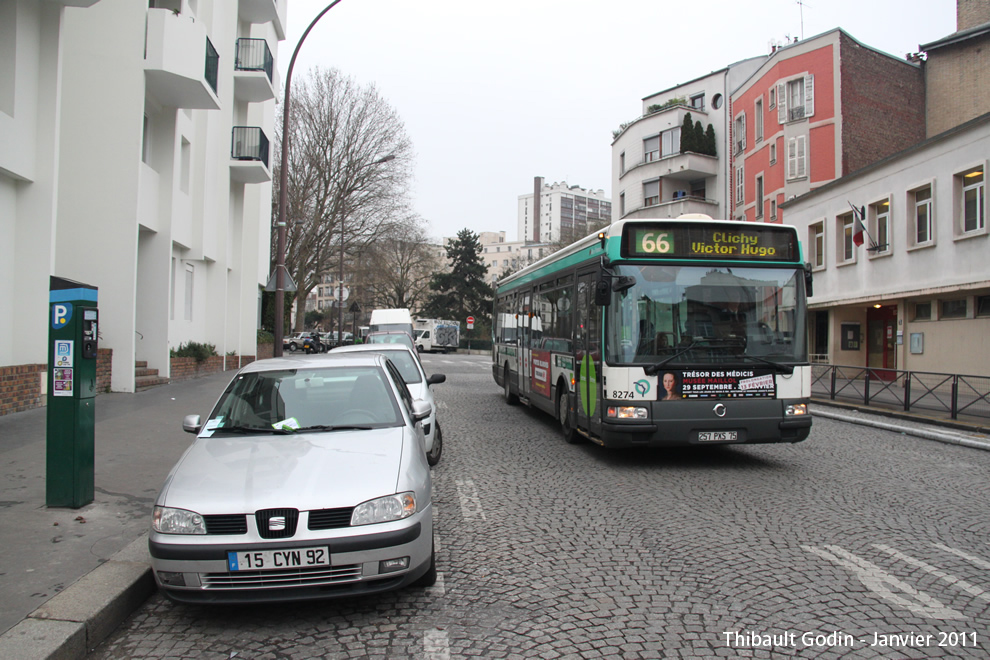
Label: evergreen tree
xmin=705 ymin=124 xmax=717 ymax=156
xmin=679 ymin=112 xmax=695 ymax=153
xmin=423 ymin=229 xmax=494 ymax=328
xmin=694 ymin=120 xmax=705 ymax=155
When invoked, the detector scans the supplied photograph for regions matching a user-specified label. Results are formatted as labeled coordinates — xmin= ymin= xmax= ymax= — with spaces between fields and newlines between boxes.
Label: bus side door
xmin=517 ymin=290 xmax=532 ymax=398
xmin=576 ymin=272 xmax=602 ymax=437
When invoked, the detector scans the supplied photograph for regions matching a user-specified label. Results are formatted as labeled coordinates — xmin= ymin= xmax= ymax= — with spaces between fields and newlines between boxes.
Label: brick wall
xmin=97 ymin=348 xmax=112 ymax=394
xmin=958 ymin=0 xmax=990 ymax=31
xmin=840 ymin=33 xmax=926 ymax=176
xmin=0 ymin=364 xmax=47 ymax=416
xmin=925 ymin=34 xmax=990 ymax=137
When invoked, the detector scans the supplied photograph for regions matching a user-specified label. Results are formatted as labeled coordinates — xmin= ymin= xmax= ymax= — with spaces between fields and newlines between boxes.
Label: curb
xmin=0 ymin=535 xmax=154 ymax=660
xmin=811 ymin=406 xmax=990 ymax=451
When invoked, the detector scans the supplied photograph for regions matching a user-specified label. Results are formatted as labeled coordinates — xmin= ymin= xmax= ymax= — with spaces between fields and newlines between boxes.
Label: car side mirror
xmin=411 ymin=399 xmax=431 ymax=422
xmin=427 ymin=374 xmax=446 ymax=386
xmin=182 ymin=414 xmax=202 ymax=434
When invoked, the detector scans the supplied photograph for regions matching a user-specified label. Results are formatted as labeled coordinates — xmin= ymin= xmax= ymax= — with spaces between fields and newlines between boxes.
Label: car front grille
xmin=201 ymin=564 xmax=363 ymax=589
xmin=307 ymin=507 xmax=353 ymax=530
xmin=204 ymin=514 xmax=248 ymax=535
xmin=256 ymin=508 xmax=298 ymax=539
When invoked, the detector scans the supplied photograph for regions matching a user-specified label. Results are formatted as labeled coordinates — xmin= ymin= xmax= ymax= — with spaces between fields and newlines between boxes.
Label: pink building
xmin=730 ymin=30 xmax=926 ymax=224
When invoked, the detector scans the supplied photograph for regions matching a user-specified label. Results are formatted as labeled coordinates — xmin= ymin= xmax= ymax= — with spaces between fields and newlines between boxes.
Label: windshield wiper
xmin=294 ymin=424 xmax=375 ymax=432
xmin=642 ymin=337 xmax=744 ymax=375
xmin=211 ymin=425 xmax=294 ymax=435
xmin=727 ymin=353 xmax=795 ymax=375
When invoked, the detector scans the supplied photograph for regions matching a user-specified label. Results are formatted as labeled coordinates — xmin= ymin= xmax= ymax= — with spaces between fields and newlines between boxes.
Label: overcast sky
xmin=278 ymin=0 xmax=956 ymax=242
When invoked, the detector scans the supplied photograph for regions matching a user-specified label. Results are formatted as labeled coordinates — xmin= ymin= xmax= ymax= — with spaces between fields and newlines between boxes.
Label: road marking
xmin=454 ymin=478 xmax=487 ymax=521
xmin=874 ymin=544 xmax=990 ymax=603
xmin=935 ymin=543 xmax=990 ymax=570
xmin=802 ymin=544 xmax=965 ymax=620
xmin=424 ymin=629 xmax=450 ymax=660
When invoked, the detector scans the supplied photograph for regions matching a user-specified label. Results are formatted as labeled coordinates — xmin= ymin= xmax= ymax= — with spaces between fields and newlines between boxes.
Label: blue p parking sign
xmin=52 ymin=303 xmax=73 ymax=329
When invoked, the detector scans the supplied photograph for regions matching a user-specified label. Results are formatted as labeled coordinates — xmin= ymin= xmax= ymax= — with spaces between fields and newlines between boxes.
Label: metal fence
xmin=811 ymin=364 xmax=990 ymax=422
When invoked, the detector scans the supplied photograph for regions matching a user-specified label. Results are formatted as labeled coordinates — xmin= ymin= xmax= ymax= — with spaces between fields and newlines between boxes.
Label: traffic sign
xmin=467 ymin=316 xmax=475 ymax=329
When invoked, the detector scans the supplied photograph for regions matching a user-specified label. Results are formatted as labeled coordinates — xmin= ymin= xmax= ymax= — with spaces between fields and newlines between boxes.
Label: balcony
xmin=230 ymin=127 xmax=271 ymax=183
xmin=239 ymin=0 xmax=287 ymax=40
xmin=51 ymin=0 xmax=100 ymax=6
xmin=234 ymin=38 xmax=275 ymax=102
xmin=630 ymin=195 xmax=720 ymax=220
xmin=144 ymin=8 xmax=220 ymax=110
xmin=637 ymin=151 xmax=719 ymax=182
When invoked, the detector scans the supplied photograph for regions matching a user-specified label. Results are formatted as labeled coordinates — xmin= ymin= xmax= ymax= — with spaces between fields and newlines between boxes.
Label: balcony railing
xmin=235 ymin=38 xmax=273 ymax=83
xmin=789 ymin=105 xmax=806 ymax=122
xmin=231 ymin=127 xmax=270 ymax=166
xmin=205 ymin=37 xmax=219 ymax=95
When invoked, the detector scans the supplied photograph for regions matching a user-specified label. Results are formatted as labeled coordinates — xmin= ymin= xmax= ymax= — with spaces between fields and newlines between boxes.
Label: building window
xmin=960 ymin=167 xmax=985 ymax=233
xmin=184 ymin=263 xmax=194 ymax=321
xmin=735 ymin=166 xmax=744 ymax=205
xmin=912 ymin=185 xmax=934 ymax=245
xmin=661 ymin=127 xmax=681 ymax=157
xmin=142 ymin=115 xmax=152 ymax=165
xmin=870 ymin=200 xmax=891 ymax=255
xmin=644 ymin=135 xmax=660 ymax=162
xmin=809 ymin=222 xmax=824 ymax=268
xmin=787 ymin=136 xmax=807 ymax=180
xmin=941 ymin=299 xmax=967 ymax=319
xmin=914 ymin=302 xmax=931 ymax=321
xmin=755 ymin=98 xmax=764 ymax=142
xmin=690 ymin=93 xmax=705 ymax=111
xmin=977 ymin=295 xmax=990 ymax=317
xmin=644 ymin=180 xmax=660 ymax=207
xmin=770 ymin=199 xmax=777 ymax=222
xmin=778 ymin=75 xmax=815 ymax=123
xmin=839 ymin=212 xmax=856 ymax=263
xmin=769 ymin=87 xmax=776 ymax=109
xmin=619 ymin=152 xmax=625 ymax=175
xmin=769 ymin=142 xmax=776 ymax=165
xmin=620 ymin=192 xmax=625 ymax=216
xmin=734 ymin=113 xmax=746 ymax=154
xmin=712 ymin=93 xmax=723 ymax=110
xmin=755 ymin=175 xmax=764 ymax=218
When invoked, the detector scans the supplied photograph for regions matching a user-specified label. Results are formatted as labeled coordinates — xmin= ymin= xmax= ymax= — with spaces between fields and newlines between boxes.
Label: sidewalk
xmin=0 ymin=379 xmax=988 ymax=660
xmin=0 ymin=370 xmax=234 ymax=659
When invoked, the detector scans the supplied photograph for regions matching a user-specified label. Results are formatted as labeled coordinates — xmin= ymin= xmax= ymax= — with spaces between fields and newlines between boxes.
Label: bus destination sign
xmin=623 ymin=222 xmax=798 ymax=262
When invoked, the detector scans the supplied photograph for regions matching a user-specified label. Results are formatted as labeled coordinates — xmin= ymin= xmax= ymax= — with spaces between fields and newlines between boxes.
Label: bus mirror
xmin=594 ymin=279 xmax=611 ymax=306
xmin=613 ymin=275 xmax=636 ymax=293
xmin=804 ymin=263 xmax=814 ymax=297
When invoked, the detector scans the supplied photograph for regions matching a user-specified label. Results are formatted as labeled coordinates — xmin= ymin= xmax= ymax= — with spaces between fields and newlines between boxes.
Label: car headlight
xmin=351 ymin=492 xmax=416 ymax=526
xmin=153 ymin=506 xmax=207 ymax=535
xmin=606 ymin=406 xmax=648 ymax=419
xmin=785 ymin=403 xmax=808 ymax=416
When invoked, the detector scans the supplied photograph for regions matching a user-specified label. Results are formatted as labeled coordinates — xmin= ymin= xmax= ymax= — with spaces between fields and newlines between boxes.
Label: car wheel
xmin=503 ymin=364 xmax=518 ymax=405
xmin=288 ymin=342 xmax=297 ymax=352
xmin=416 ymin=345 xmax=424 ymax=353
xmin=558 ymin=387 xmax=580 ymax=444
xmin=413 ymin=537 xmax=437 ymax=587
xmin=427 ymin=420 xmax=442 ymax=466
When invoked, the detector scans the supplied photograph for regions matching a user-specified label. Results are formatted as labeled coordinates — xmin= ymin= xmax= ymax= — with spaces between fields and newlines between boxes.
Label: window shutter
xmin=787 ymin=138 xmax=797 ymax=179
xmin=741 ymin=113 xmax=746 ymax=150
xmin=644 ymin=179 xmax=660 ymax=198
xmin=804 ymin=74 xmax=814 ymax=118
xmin=735 ymin=167 xmax=744 ymax=203
xmin=796 ymin=135 xmax=807 ymax=178
xmin=777 ymin=82 xmax=786 ymax=124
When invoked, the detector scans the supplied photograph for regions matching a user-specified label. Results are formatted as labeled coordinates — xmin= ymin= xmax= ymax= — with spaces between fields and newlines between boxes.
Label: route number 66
xmin=640 ymin=232 xmax=671 ymax=253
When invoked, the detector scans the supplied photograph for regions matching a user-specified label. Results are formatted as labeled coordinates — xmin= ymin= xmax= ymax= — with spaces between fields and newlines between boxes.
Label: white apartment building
xmin=518 ymin=177 xmax=611 ymax=245
xmin=479 ymin=231 xmax=550 ymax=286
xmin=610 ymin=57 xmax=765 ymax=222
xmin=781 ymin=113 xmax=990 ymax=376
xmin=1 ymin=0 xmax=285 ymax=402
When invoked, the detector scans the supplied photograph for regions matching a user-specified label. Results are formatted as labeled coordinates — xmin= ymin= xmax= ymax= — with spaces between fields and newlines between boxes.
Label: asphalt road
xmin=89 ymin=353 xmax=990 ymax=659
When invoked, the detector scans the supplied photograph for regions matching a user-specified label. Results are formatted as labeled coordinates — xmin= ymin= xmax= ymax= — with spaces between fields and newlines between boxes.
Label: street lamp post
xmin=273 ymin=0 xmax=345 ymax=358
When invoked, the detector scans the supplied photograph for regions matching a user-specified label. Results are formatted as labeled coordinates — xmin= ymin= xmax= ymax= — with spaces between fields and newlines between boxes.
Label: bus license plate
xmin=698 ymin=431 xmax=738 ymax=443
xmin=227 ymin=546 xmax=330 ymax=571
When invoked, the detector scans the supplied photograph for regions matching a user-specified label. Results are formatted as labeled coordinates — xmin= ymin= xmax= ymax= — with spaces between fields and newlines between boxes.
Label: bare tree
xmin=355 ymin=217 xmax=437 ymax=313
xmin=272 ymin=67 xmax=413 ymax=332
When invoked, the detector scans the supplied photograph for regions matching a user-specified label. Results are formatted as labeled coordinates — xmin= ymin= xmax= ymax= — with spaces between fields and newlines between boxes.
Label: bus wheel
xmin=558 ymin=388 xmax=579 ymax=444
xmin=503 ymin=365 xmax=518 ymax=405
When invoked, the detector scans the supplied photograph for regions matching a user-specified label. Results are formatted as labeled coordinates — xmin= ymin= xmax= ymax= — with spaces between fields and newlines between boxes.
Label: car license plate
xmin=698 ymin=431 xmax=738 ymax=443
xmin=227 ymin=546 xmax=330 ymax=571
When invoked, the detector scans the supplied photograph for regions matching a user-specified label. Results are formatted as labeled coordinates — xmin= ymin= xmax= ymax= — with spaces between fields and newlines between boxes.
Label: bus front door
xmin=517 ymin=291 xmax=532 ymax=398
xmin=576 ymin=273 xmax=602 ymax=438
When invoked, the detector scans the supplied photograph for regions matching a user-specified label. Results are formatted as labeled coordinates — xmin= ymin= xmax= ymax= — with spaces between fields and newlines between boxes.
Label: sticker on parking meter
xmin=54 ymin=340 xmax=74 ymax=368
xmin=53 ymin=368 xmax=74 ymax=397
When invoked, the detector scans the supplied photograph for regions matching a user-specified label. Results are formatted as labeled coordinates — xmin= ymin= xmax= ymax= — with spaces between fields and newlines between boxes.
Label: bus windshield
xmin=604 ymin=264 xmax=807 ymax=366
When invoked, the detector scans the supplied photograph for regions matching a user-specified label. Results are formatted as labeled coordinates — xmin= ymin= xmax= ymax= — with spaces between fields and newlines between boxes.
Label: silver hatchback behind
xmin=149 ymin=353 xmax=436 ymax=603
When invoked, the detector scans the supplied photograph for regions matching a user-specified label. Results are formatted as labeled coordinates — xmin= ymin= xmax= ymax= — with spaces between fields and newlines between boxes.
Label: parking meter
xmin=46 ymin=277 xmax=98 ymax=508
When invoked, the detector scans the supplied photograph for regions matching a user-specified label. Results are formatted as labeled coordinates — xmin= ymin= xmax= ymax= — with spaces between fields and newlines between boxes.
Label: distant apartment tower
xmin=610 ymin=57 xmax=766 ymax=222
xmin=730 ymin=29 xmax=926 ymax=223
xmin=479 ymin=231 xmax=550 ymax=286
xmin=518 ymin=177 xmax=611 ymax=244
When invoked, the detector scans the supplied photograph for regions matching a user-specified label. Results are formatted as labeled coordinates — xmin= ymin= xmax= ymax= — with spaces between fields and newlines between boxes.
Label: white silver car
xmin=149 ymin=353 xmax=435 ymax=603
xmin=332 ymin=343 xmax=445 ymax=466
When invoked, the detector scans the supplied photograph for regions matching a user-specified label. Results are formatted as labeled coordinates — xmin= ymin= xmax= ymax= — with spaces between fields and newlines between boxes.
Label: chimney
xmin=957 ymin=0 xmax=990 ymax=31
xmin=533 ymin=176 xmax=543 ymax=242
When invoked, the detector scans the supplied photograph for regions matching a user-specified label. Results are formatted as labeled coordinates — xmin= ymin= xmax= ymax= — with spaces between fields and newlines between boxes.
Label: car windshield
xmin=205 ymin=366 xmax=401 ymax=434
xmin=366 ymin=333 xmax=415 ymax=350
xmin=378 ymin=351 xmax=423 ymax=384
xmin=604 ymin=264 xmax=807 ymax=366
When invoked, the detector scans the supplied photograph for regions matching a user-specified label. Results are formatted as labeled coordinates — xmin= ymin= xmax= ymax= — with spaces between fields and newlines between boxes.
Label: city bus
xmin=492 ymin=216 xmax=814 ymax=447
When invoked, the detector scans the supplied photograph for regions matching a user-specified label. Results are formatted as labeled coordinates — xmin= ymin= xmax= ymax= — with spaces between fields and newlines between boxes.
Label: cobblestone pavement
xmin=89 ymin=354 xmax=990 ymax=659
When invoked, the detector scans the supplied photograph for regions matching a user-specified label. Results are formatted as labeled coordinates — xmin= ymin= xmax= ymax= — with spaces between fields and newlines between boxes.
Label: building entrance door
xmin=867 ymin=306 xmax=897 ymax=381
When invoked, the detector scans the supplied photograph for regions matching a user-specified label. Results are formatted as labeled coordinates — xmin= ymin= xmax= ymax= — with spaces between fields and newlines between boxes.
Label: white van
xmin=369 ymin=308 xmax=414 ymax=339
